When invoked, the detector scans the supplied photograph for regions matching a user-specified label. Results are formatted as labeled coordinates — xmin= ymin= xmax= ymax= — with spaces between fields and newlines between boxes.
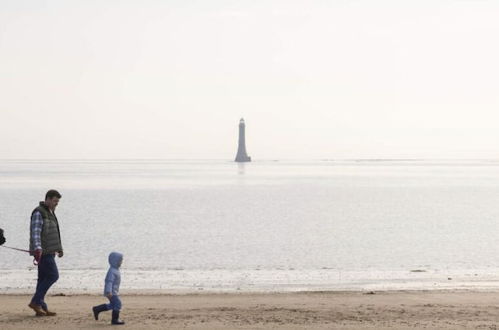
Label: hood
xmin=108 ymin=252 xmax=123 ymax=268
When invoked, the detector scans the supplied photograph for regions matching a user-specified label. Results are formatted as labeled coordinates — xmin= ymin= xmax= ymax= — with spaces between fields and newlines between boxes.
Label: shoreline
xmin=4 ymin=287 xmax=499 ymax=295
xmin=5 ymin=287 xmax=499 ymax=296
xmin=3 ymin=267 xmax=499 ymax=294
xmin=2 ymin=290 xmax=499 ymax=329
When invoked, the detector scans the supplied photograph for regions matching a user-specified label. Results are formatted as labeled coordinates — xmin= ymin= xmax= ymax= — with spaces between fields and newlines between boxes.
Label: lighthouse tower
xmin=235 ymin=118 xmax=251 ymax=162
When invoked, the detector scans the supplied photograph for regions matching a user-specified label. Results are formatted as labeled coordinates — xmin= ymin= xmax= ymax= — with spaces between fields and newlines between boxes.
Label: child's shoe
xmin=111 ymin=310 xmax=125 ymax=325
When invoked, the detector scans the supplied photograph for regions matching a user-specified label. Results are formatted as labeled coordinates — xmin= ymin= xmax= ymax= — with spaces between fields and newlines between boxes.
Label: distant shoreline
xmin=3 ymin=267 xmax=499 ymax=294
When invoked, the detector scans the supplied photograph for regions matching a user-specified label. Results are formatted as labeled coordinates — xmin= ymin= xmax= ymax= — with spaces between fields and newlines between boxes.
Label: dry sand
xmin=1 ymin=291 xmax=499 ymax=329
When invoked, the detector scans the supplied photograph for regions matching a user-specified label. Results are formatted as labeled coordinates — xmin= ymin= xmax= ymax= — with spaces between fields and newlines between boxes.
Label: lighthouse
xmin=235 ymin=118 xmax=251 ymax=162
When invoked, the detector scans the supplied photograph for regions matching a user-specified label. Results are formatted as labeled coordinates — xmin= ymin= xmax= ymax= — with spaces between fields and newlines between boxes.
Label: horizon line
xmin=1 ymin=158 xmax=499 ymax=162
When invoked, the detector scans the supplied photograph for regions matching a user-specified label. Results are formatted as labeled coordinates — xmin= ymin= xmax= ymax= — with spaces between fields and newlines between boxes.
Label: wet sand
xmin=1 ymin=291 xmax=499 ymax=329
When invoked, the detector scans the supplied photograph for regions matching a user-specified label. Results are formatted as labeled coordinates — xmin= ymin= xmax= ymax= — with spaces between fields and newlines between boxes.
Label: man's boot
xmin=92 ymin=304 xmax=109 ymax=320
xmin=42 ymin=307 xmax=57 ymax=316
xmin=28 ymin=302 xmax=47 ymax=316
xmin=111 ymin=310 xmax=125 ymax=325
xmin=41 ymin=302 xmax=56 ymax=316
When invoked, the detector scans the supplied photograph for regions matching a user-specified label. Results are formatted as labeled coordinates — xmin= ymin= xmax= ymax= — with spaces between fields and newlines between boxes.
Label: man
xmin=0 ymin=228 xmax=5 ymax=245
xmin=28 ymin=190 xmax=64 ymax=317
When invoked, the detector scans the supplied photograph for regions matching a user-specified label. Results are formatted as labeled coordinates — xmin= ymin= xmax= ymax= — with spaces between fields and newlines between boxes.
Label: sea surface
xmin=2 ymin=159 xmax=499 ymax=293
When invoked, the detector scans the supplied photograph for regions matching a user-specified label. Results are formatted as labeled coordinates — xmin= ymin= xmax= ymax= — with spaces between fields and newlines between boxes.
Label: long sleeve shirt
xmin=30 ymin=211 xmax=43 ymax=250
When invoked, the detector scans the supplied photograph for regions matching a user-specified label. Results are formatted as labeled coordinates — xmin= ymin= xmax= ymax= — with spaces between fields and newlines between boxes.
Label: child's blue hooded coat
xmin=104 ymin=252 xmax=123 ymax=296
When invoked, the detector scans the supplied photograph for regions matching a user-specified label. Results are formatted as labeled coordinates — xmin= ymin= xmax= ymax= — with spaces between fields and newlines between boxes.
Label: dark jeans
xmin=31 ymin=254 xmax=59 ymax=307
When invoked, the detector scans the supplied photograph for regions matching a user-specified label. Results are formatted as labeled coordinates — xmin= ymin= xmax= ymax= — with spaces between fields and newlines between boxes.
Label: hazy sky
xmin=1 ymin=0 xmax=499 ymax=159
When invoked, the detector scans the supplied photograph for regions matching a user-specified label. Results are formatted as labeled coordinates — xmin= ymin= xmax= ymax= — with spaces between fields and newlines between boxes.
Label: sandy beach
xmin=1 ymin=290 xmax=499 ymax=329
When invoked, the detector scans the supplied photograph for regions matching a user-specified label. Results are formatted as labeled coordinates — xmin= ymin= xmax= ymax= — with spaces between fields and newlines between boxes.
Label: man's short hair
xmin=45 ymin=190 xmax=62 ymax=200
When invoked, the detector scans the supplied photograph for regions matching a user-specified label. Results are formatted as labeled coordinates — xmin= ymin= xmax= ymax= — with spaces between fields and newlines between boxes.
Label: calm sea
xmin=2 ymin=159 xmax=499 ymax=293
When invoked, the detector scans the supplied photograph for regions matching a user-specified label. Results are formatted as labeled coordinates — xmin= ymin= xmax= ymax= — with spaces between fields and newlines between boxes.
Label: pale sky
xmin=1 ymin=0 xmax=499 ymax=159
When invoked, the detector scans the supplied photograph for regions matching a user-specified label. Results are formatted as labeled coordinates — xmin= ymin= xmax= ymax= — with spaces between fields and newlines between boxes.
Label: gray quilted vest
xmin=29 ymin=202 xmax=63 ymax=255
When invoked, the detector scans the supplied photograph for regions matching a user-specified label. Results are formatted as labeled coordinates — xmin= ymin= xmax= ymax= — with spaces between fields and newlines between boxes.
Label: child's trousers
xmin=106 ymin=295 xmax=122 ymax=311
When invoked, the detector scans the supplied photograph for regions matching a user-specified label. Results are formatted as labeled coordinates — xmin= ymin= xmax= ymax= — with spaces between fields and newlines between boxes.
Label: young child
xmin=92 ymin=252 xmax=125 ymax=325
